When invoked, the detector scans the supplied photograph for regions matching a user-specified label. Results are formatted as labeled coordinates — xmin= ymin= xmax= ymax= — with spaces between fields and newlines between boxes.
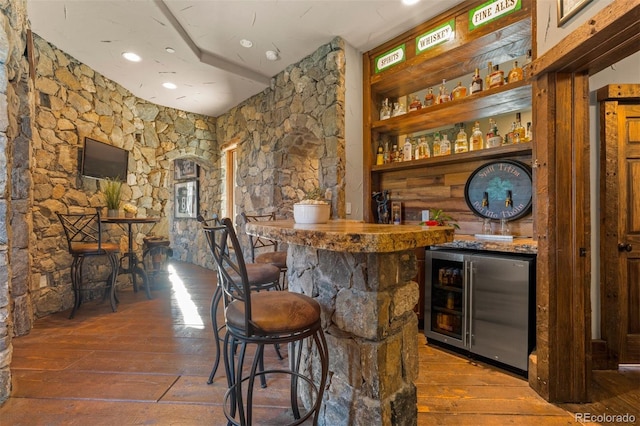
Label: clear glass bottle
xmin=451 ymin=81 xmax=467 ymax=100
xmin=470 ymin=68 xmax=483 ymax=94
xmin=454 ymin=124 xmax=469 ymax=153
xmin=488 ymin=65 xmax=504 ymax=88
xmin=485 ymin=119 xmax=503 ymax=148
xmin=504 ymin=122 xmax=516 ymax=145
xmin=440 ymin=133 xmax=451 ymax=155
xmin=403 ymin=136 xmax=413 ymax=161
xmin=470 ymin=121 xmax=484 ymax=151
xmin=380 ymin=98 xmax=391 ymax=120
xmin=424 ymin=88 xmax=435 ymax=107
xmin=383 ymin=140 xmax=390 ymax=164
xmin=437 ymin=79 xmax=450 ymax=104
xmin=420 ymin=136 xmax=430 ymax=158
xmin=432 ymin=132 xmax=442 ymax=157
xmin=391 ymin=102 xmax=401 ymax=117
xmin=395 ymin=143 xmax=403 ymax=162
xmin=507 ymin=60 xmax=524 ymax=83
xmin=525 ymin=121 xmax=533 ymax=142
xmin=514 ymin=112 xmax=525 ymax=143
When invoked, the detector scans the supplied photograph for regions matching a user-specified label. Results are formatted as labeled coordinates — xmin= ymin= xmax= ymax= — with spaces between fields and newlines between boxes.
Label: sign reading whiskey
xmin=469 ymin=0 xmax=522 ymax=31
xmin=415 ymin=20 xmax=455 ymax=55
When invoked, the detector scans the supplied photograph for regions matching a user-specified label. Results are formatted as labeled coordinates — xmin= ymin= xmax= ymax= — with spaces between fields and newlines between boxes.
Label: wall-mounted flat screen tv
xmin=81 ymin=137 xmax=129 ymax=180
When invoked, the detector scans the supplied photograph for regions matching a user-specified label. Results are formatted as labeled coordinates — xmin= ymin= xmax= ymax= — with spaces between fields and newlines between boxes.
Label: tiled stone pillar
xmin=289 ymin=245 xmax=419 ymax=426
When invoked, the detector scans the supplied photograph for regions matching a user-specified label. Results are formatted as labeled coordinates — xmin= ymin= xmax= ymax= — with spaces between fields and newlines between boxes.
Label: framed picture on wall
xmin=174 ymin=159 xmax=199 ymax=180
xmin=557 ymin=0 xmax=592 ymax=26
xmin=175 ymin=180 xmax=198 ymax=219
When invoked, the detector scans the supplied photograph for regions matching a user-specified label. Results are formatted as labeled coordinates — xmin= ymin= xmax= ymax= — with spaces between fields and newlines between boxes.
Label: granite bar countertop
xmin=435 ymin=234 xmax=538 ymax=254
xmin=246 ymin=220 xmax=454 ymax=253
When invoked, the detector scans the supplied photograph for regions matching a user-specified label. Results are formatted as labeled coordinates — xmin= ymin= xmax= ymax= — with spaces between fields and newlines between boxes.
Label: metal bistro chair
xmin=199 ymin=214 xmax=282 ymax=385
xmin=206 ymin=218 xmax=328 ymax=426
xmin=241 ymin=212 xmax=288 ymax=289
xmin=57 ymin=210 xmax=120 ymax=319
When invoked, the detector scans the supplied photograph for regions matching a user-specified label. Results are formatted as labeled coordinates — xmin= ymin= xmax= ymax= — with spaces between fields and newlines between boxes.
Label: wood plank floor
xmin=0 ymin=261 xmax=637 ymax=425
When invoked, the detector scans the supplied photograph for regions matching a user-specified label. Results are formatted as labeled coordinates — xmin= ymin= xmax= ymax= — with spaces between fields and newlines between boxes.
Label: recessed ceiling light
xmin=162 ymin=82 xmax=177 ymax=89
xmin=265 ymin=50 xmax=279 ymax=61
xmin=122 ymin=52 xmax=141 ymax=62
xmin=402 ymin=0 xmax=420 ymax=5
xmin=165 ymin=47 xmax=176 ymax=54
xmin=240 ymin=39 xmax=253 ymax=48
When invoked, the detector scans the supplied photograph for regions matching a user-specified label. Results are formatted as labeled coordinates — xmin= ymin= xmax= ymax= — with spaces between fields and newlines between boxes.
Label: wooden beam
xmin=528 ymin=1 xmax=640 ymax=77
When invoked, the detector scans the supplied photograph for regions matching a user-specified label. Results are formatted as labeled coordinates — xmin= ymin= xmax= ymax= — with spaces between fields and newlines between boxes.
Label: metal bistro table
xmin=101 ymin=216 xmax=159 ymax=299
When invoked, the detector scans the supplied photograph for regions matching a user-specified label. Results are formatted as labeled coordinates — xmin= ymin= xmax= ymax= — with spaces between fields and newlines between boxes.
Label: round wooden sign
xmin=464 ymin=160 xmax=532 ymax=220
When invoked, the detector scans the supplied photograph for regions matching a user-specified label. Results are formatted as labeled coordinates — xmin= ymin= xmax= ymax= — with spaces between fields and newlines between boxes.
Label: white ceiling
xmin=27 ymin=0 xmax=463 ymax=117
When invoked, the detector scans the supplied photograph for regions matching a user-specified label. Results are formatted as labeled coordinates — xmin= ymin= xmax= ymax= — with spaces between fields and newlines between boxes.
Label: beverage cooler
xmin=424 ymin=248 xmax=535 ymax=372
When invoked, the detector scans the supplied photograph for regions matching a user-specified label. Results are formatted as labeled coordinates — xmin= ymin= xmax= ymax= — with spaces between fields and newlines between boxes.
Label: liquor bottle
xmin=376 ymin=142 xmax=384 ymax=165
xmin=488 ymin=65 xmax=504 ymax=88
xmin=469 ymin=121 xmax=484 ymax=151
xmin=424 ymin=88 xmax=435 ymax=107
xmin=508 ymin=60 xmax=524 ymax=83
xmin=514 ymin=113 xmax=525 ymax=143
xmin=525 ymin=122 xmax=533 ymax=142
xmin=440 ymin=133 xmax=451 ymax=155
xmin=504 ymin=122 xmax=516 ymax=145
xmin=403 ymin=137 xmax=413 ymax=161
xmin=390 ymin=143 xmax=398 ymax=162
xmin=451 ymin=81 xmax=467 ymax=100
xmin=524 ymin=49 xmax=532 ymax=78
xmin=380 ymin=98 xmax=391 ymax=120
xmin=485 ymin=119 xmax=503 ymax=148
xmin=470 ymin=68 xmax=483 ymax=94
xmin=436 ymin=79 xmax=450 ymax=104
xmin=420 ymin=137 xmax=430 ymax=158
xmin=409 ymin=95 xmax=422 ymax=111
xmin=454 ymin=124 xmax=469 ymax=153
xmin=395 ymin=143 xmax=403 ymax=162
xmin=391 ymin=102 xmax=401 ymax=117
xmin=485 ymin=61 xmax=493 ymax=89
xmin=432 ymin=132 xmax=442 ymax=157
xmin=383 ymin=140 xmax=390 ymax=164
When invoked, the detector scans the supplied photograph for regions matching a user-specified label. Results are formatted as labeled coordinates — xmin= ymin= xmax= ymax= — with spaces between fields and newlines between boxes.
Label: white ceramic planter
xmin=293 ymin=203 xmax=330 ymax=224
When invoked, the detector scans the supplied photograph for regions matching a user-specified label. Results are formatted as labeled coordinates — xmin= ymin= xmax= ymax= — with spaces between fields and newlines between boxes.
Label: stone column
xmin=289 ymin=245 xmax=419 ymax=426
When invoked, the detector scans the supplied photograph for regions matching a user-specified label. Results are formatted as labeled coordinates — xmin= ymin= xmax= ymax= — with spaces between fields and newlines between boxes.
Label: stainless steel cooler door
xmin=468 ymin=254 xmax=532 ymax=371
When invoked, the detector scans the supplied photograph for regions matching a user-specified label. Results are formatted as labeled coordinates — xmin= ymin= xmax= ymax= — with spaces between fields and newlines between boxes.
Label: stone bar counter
xmin=245 ymin=220 xmax=454 ymax=426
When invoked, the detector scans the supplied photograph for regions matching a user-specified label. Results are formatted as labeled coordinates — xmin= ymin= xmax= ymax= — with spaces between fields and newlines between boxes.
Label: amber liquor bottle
xmin=470 ymin=68 xmax=483 ymax=94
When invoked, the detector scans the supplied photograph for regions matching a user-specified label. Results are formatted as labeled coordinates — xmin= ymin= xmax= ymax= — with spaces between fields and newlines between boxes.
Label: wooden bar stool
xmin=206 ymin=218 xmax=328 ymax=426
xmin=241 ymin=212 xmax=288 ymax=289
xmin=199 ymin=214 xmax=282 ymax=385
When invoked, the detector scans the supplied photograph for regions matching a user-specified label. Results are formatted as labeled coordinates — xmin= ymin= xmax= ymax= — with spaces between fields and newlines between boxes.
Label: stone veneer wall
xmin=0 ymin=0 xmax=32 ymax=404
xmin=30 ymin=34 xmax=219 ymax=318
xmin=216 ymin=37 xmax=346 ymax=254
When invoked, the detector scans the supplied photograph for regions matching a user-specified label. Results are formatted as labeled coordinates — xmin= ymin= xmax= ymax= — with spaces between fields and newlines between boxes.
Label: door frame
xmin=527 ymin=1 xmax=640 ymax=402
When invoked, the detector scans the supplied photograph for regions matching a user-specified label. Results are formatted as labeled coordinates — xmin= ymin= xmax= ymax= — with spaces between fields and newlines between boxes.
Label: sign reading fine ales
xmin=416 ymin=20 xmax=455 ymax=55
xmin=469 ymin=0 xmax=521 ymax=31
xmin=374 ymin=44 xmax=405 ymax=74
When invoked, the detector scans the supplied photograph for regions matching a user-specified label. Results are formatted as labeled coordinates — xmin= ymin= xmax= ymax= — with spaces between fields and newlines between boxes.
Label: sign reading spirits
xmin=469 ymin=0 xmax=521 ymax=31
xmin=374 ymin=44 xmax=406 ymax=74
xmin=416 ymin=20 xmax=455 ymax=55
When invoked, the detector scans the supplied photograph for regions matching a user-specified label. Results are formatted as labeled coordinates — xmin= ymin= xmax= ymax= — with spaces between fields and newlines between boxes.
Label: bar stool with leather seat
xmin=241 ymin=212 xmax=288 ymax=289
xmin=57 ymin=210 xmax=120 ymax=319
xmin=205 ymin=218 xmax=328 ymax=426
xmin=199 ymin=214 xmax=282 ymax=385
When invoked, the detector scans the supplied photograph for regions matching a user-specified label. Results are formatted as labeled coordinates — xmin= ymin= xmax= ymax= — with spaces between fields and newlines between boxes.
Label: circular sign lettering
xmin=464 ymin=160 xmax=532 ymax=220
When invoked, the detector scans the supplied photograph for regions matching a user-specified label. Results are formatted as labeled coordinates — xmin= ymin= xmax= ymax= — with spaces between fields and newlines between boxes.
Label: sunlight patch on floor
xmin=168 ymin=264 xmax=205 ymax=329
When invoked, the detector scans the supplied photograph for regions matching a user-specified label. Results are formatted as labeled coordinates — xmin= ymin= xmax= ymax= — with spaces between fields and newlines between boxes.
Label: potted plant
xmin=122 ymin=203 xmax=137 ymax=218
xmin=293 ymin=187 xmax=331 ymax=224
xmin=421 ymin=209 xmax=460 ymax=229
xmin=101 ymin=178 xmax=122 ymax=217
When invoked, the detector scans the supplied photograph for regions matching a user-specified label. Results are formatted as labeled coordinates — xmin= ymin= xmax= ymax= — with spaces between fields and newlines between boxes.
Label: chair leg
xmin=69 ymin=256 xmax=83 ymax=319
xmin=290 ymin=340 xmax=303 ymax=420
xmin=108 ymin=253 xmax=119 ymax=312
xmin=207 ymin=286 xmax=223 ymax=384
xmin=247 ymin=344 xmax=265 ymax=426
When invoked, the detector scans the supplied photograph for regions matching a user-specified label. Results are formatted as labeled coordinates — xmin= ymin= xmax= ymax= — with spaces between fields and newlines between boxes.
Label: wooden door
xmin=599 ymin=85 xmax=640 ymax=366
